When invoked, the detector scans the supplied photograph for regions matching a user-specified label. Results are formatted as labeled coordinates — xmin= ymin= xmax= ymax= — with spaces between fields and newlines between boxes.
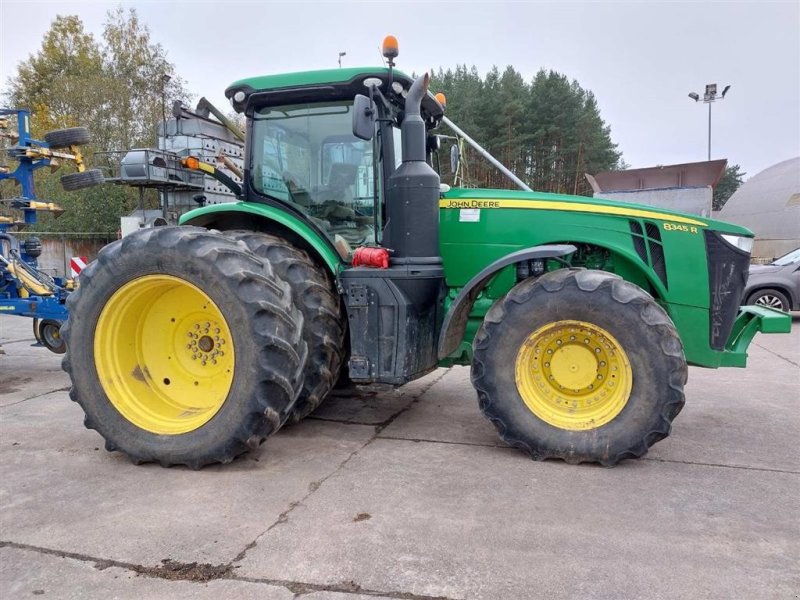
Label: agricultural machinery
xmin=0 ymin=108 xmax=104 ymax=352
xmin=62 ymin=38 xmax=791 ymax=468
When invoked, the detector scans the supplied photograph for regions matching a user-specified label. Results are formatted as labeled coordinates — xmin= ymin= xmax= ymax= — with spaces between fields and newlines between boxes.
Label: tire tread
xmin=223 ymin=231 xmax=345 ymax=423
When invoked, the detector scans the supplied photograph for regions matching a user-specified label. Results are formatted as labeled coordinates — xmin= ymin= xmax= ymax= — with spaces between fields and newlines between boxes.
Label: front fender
xmin=437 ymin=244 xmax=576 ymax=359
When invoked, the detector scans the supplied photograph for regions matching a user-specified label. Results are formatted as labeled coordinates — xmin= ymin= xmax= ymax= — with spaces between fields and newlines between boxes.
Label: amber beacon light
xmin=382 ymin=35 xmax=399 ymax=64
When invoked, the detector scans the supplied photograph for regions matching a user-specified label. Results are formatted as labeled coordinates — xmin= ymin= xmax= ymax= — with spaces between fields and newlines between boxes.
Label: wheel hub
xmin=184 ymin=324 xmax=226 ymax=366
xmin=756 ymin=295 xmax=784 ymax=309
xmin=515 ymin=320 xmax=632 ymax=430
xmin=549 ymin=344 xmax=598 ymax=390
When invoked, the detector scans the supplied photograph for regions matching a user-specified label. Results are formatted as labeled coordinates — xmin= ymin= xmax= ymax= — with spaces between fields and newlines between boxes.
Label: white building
xmin=718 ymin=157 xmax=800 ymax=260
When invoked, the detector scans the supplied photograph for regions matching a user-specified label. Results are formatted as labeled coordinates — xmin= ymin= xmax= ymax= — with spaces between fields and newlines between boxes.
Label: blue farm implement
xmin=0 ymin=108 xmax=104 ymax=353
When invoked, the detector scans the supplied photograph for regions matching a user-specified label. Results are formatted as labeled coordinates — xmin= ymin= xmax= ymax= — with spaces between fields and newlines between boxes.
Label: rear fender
xmin=179 ymin=202 xmax=342 ymax=274
xmin=437 ymin=244 xmax=576 ymax=359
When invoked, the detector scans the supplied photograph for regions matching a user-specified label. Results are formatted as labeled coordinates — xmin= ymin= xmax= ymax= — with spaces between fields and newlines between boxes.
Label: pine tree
xmin=713 ymin=165 xmax=745 ymax=211
xmin=431 ymin=65 xmax=621 ymax=194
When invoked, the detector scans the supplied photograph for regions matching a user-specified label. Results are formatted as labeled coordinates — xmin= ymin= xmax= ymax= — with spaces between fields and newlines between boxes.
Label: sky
xmin=1 ymin=0 xmax=799 ymax=179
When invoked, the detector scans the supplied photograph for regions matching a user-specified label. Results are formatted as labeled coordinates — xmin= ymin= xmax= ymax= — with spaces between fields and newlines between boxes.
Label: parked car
xmin=744 ymin=248 xmax=800 ymax=312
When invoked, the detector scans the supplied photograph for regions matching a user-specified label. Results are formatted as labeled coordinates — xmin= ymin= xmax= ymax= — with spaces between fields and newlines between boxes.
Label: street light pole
xmin=707 ymin=101 xmax=711 ymax=162
xmin=338 ymin=51 xmax=346 ymax=68
xmin=688 ymin=83 xmax=730 ymax=161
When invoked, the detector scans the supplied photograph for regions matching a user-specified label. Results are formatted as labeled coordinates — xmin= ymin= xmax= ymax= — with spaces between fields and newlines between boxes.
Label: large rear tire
xmin=471 ymin=269 xmax=687 ymax=466
xmin=62 ymin=226 xmax=307 ymax=468
xmin=225 ymin=231 xmax=345 ymax=423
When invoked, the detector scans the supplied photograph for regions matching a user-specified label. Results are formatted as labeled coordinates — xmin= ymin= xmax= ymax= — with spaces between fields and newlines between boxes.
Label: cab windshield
xmin=251 ymin=101 xmax=378 ymax=245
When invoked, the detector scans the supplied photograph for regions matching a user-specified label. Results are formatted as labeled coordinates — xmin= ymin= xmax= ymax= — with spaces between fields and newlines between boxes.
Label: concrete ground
xmin=1 ymin=313 xmax=798 ymax=600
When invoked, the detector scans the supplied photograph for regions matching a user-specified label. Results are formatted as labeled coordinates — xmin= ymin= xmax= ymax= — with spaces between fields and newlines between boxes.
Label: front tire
xmin=62 ymin=226 xmax=307 ymax=468
xmin=471 ymin=269 xmax=687 ymax=466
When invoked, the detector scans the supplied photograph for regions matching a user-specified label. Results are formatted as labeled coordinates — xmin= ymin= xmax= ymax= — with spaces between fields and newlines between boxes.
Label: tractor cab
xmin=225 ymin=66 xmax=444 ymax=253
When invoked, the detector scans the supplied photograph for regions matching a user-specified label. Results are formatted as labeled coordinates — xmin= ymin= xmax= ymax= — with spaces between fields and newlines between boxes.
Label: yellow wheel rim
xmin=94 ymin=275 xmax=235 ymax=435
xmin=514 ymin=320 xmax=632 ymax=431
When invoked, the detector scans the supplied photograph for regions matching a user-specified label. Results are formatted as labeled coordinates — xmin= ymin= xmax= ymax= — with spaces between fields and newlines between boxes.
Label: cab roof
xmin=227 ymin=67 xmax=407 ymax=95
xmin=225 ymin=67 xmax=444 ymax=123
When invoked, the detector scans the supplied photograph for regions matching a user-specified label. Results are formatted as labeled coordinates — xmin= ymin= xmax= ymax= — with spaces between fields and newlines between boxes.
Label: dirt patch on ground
xmin=0 ymin=376 xmax=32 ymax=395
xmin=132 ymin=559 xmax=233 ymax=582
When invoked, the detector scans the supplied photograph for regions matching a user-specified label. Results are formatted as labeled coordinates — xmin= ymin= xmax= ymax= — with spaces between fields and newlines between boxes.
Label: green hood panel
xmin=441 ymin=188 xmax=752 ymax=236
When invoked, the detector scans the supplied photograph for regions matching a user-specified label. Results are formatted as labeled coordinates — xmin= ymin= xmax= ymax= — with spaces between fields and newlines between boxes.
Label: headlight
xmin=720 ymin=234 xmax=754 ymax=253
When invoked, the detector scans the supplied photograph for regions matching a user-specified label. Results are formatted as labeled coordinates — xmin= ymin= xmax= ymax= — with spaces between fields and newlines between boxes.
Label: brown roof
xmin=587 ymin=159 xmax=728 ymax=193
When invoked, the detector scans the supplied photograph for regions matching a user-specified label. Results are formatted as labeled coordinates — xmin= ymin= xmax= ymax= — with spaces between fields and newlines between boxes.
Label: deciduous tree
xmin=3 ymin=10 xmax=188 ymax=234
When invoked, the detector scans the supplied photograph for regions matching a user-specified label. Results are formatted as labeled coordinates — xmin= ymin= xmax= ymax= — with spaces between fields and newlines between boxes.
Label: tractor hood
xmin=440 ymin=187 xmax=753 ymax=236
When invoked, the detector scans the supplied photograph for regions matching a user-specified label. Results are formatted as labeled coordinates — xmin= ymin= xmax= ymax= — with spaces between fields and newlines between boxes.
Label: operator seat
xmin=321 ymin=163 xmax=358 ymax=205
xmin=317 ymin=163 xmax=372 ymax=245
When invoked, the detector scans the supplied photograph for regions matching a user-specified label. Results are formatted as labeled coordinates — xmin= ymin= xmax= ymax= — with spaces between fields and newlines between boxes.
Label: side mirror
xmin=450 ymin=143 xmax=460 ymax=173
xmin=352 ymin=94 xmax=375 ymax=141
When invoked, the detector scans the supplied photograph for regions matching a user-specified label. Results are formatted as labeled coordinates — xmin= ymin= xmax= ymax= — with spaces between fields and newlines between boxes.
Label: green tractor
xmin=63 ymin=40 xmax=790 ymax=468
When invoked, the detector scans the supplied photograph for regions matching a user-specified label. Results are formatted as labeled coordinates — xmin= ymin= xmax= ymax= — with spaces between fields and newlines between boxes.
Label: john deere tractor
xmin=62 ymin=39 xmax=790 ymax=468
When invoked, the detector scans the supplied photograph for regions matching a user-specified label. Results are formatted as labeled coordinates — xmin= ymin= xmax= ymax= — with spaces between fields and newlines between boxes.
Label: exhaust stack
xmin=341 ymin=72 xmax=445 ymax=384
xmin=400 ymin=73 xmax=429 ymax=163
xmin=383 ymin=73 xmax=441 ymax=261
